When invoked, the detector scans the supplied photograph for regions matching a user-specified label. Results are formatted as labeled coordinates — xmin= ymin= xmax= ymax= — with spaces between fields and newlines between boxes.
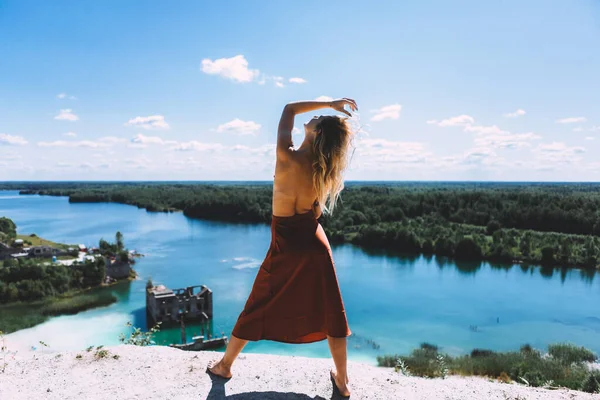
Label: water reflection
xmin=455 ymin=260 xmax=483 ymax=275
xmin=355 ymin=246 xmax=597 ymax=284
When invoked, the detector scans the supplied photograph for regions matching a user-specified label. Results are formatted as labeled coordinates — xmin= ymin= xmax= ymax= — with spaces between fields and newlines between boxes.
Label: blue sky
xmin=1 ymin=0 xmax=599 ymax=181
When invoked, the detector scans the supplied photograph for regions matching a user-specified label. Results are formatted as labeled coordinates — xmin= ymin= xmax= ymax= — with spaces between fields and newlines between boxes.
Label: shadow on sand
xmin=205 ymin=369 xmax=348 ymax=400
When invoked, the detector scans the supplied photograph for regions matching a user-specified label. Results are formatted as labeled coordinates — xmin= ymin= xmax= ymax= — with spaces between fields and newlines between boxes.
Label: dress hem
xmin=231 ymin=331 xmax=352 ymax=344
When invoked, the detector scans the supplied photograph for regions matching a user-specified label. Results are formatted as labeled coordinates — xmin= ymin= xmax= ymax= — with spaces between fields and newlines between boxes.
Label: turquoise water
xmin=2 ymin=190 xmax=599 ymax=364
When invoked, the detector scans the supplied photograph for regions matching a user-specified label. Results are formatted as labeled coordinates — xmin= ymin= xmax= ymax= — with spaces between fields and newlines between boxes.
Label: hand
xmin=330 ymin=98 xmax=358 ymax=117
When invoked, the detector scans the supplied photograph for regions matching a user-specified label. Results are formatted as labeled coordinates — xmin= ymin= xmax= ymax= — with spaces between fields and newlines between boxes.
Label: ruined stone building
xmin=146 ymin=284 xmax=213 ymax=325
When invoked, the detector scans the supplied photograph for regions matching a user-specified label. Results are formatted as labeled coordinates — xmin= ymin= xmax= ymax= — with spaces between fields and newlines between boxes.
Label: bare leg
xmin=327 ymin=336 xmax=350 ymax=397
xmin=208 ymin=335 xmax=248 ymax=379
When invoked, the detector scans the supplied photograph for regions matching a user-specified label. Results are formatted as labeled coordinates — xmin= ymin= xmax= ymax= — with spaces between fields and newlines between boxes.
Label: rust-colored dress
xmin=232 ymin=208 xmax=351 ymax=343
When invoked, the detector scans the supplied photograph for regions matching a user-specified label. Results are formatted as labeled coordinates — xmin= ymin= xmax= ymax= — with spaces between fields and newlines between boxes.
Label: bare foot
xmin=330 ymin=370 xmax=350 ymax=397
xmin=207 ymin=359 xmax=232 ymax=379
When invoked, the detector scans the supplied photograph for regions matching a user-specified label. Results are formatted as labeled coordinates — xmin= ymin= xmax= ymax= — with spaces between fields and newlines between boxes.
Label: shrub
xmin=118 ymin=321 xmax=161 ymax=346
xmin=548 ymin=343 xmax=597 ymax=365
xmin=383 ymin=342 xmax=598 ymax=393
xmin=377 ymin=354 xmax=399 ymax=368
xmin=520 ymin=344 xmax=540 ymax=356
xmin=498 ymin=371 xmax=511 ymax=383
xmin=581 ymin=371 xmax=600 ymax=394
xmin=420 ymin=342 xmax=438 ymax=352
xmin=398 ymin=345 xmax=448 ymax=379
xmin=471 ymin=349 xmax=495 ymax=358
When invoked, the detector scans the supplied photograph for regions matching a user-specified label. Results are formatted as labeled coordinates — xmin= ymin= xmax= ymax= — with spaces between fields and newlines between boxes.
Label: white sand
xmin=0 ymin=345 xmax=596 ymax=400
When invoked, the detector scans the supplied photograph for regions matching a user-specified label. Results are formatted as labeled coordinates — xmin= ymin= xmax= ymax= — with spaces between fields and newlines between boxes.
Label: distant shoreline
xmin=3 ymin=182 xmax=599 ymax=271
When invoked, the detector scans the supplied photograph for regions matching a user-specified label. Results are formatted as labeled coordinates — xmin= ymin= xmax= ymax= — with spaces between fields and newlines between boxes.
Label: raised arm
xmin=277 ymin=99 xmax=357 ymax=156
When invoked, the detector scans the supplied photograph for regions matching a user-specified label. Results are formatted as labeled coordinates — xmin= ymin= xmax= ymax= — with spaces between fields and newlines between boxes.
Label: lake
xmin=2 ymin=190 xmax=599 ymax=364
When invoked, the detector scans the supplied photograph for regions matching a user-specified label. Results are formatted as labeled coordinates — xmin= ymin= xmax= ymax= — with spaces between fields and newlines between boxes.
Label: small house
xmin=78 ymin=244 xmax=87 ymax=252
xmin=13 ymin=239 xmax=24 ymax=247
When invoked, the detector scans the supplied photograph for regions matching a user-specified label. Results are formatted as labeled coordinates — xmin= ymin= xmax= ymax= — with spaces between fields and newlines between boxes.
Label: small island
xmin=0 ymin=216 xmax=138 ymax=333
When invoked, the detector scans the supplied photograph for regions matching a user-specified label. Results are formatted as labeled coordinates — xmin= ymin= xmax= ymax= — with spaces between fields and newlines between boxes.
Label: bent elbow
xmin=283 ymin=103 xmax=295 ymax=115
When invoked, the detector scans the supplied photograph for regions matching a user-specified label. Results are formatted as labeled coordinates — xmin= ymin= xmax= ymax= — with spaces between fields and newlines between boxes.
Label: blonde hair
xmin=312 ymin=116 xmax=353 ymax=214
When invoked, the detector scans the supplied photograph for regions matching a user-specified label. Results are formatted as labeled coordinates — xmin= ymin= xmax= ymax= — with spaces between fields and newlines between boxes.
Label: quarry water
xmin=2 ymin=190 xmax=599 ymax=364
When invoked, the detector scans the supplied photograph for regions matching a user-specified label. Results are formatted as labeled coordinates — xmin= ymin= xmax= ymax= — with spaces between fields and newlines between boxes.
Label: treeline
xmin=0 ymin=257 xmax=106 ymax=302
xmin=345 ymin=218 xmax=600 ymax=268
xmin=4 ymin=182 xmax=600 ymax=268
xmin=18 ymin=184 xmax=273 ymax=223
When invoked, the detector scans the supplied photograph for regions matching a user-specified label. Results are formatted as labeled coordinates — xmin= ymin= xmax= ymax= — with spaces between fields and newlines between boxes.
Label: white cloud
xmin=201 ymin=55 xmax=260 ymax=83
xmin=537 ymin=142 xmax=585 ymax=154
xmin=587 ymin=162 xmax=600 ymax=171
xmin=429 ymin=114 xmax=475 ymax=127
xmin=315 ymin=96 xmax=333 ymax=102
xmin=585 ymin=136 xmax=595 ymax=141
xmin=273 ymin=76 xmax=285 ymax=88
xmin=125 ymin=115 xmax=170 ymax=130
xmin=99 ymin=136 xmax=127 ymax=145
xmin=464 ymin=124 xmax=509 ymax=135
xmin=38 ymin=140 xmax=100 ymax=148
xmin=63 ymin=132 xmax=77 ymax=137
xmin=57 ymin=93 xmax=77 ymax=100
xmin=370 ymin=104 xmax=402 ymax=122
xmin=289 ymin=77 xmax=307 ymax=84
xmin=474 ymin=132 xmax=541 ymax=149
xmin=533 ymin=142 xmax=586 ymax=167
xmin=428 ymin=114 xmax=540 ymax=150
xmin=130 ymin=134 xmax=176 ymax=146
xmin=590 ymin=126 xmax=600 ymax=132
xmin=0 ymin=133 xmax=28 ymax=146
xmin=556 ymin=117 xmax=587 ymax=124
xmin=573 ymin=127 xmax=584 ymax=132
xmin=503 ymin=109 xmax=526 ymax=118
xmin=38 ymin=137 xmax=125 ymax=148
xmin=356 ymin=138 xmax=432 ymax=165
xmin=172 ymin=141 xmax=224 ymax=152
xmin=2 ymin=151 xmax=22 ymax=160
xmin=461 ymin=147 xmax=499 ymax=166
xmin=216 ymin=119 xmax=261 ymax=135
xmin=54 ymin=109 xmax=79 ymax=121
xmin=292 ymin=127 xmax=302 ymax=135
xmin=232 ymin=144 xmax=275 ymax=156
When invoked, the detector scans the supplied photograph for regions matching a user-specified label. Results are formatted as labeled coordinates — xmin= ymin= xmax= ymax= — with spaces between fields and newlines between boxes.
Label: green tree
xmin=541 ymin=247 xmax=555 ymax=265
xmin=454 ymin=238 xmax=483 ymax=261
xmin=0 ymin=217 xmax=17 ymax=239
xmin=116 ymin=231 xmax=124 ymax=252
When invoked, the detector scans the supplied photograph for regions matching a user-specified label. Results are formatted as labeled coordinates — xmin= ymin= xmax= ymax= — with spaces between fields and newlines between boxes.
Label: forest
xmin=2 ymin=181 xmax=600 ymax=269
xmin=0 ymin=256 xmax=106 ymax=302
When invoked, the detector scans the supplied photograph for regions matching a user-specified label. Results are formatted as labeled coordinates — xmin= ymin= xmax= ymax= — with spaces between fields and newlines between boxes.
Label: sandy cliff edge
xmin=0 ymin=345 xmax=597 ymax=400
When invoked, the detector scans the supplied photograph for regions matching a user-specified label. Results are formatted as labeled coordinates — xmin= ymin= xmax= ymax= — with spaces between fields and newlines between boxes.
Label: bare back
xmin=271 ymin=99 xmax=356 ymax=218
xmin=272 ymin=148 xmax=321 ymax=218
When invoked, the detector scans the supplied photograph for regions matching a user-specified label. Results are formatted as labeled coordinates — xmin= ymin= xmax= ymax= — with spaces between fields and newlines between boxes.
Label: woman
xmin=209 ymin=98 xmax=358 ymax=397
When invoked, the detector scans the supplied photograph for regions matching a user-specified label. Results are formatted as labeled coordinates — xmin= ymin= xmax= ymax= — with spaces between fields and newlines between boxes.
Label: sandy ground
xmin=0 ymin=345 xmax=596 ymax=400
